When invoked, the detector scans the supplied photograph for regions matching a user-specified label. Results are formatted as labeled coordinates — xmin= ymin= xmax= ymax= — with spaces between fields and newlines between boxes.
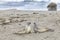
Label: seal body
xmin=25 ymin=25 xmax=32 ymax=33
xmin=14 ymin=22 xmax=53 ymax=35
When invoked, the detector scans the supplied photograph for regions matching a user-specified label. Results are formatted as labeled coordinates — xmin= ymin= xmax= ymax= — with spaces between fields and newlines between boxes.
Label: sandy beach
xmin=0 ymin=9 xmax=60 ymax=40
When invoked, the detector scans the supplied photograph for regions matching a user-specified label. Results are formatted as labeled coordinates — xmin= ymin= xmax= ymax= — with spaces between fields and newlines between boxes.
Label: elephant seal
xmin=14 ymin=22 xmax=54 ymax=35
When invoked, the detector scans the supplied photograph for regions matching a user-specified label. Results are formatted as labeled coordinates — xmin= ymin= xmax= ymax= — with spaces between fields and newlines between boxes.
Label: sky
xmin=0 ymin=0 xmax=59 ymax=3
xmin=51 ymin=0 xmax=60 ymax=3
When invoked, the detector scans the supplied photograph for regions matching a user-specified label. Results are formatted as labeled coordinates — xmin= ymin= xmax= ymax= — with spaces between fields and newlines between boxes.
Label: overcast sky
xmin=0 ymin=0 xmax=60 ymax=3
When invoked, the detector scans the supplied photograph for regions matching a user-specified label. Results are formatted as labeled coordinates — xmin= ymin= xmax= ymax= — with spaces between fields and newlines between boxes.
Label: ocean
xmin=0 ymin=1 xmax=60 ymax=11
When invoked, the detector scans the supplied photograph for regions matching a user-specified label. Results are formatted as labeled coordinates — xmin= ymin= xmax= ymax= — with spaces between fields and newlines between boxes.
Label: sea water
xmin=0 ymin=1 xmax=59 ymax=11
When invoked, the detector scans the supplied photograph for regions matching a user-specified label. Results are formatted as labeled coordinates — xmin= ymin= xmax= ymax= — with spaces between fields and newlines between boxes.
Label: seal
xmin=14 ymin=22 xmax=54 ymax=35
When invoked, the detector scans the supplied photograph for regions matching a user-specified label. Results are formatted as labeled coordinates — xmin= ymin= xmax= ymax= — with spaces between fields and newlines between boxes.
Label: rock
xmin=47 ymin=2 xmax=57 ymax=11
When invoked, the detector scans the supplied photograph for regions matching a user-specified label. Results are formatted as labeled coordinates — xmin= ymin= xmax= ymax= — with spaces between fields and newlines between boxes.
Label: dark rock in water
xmin=47 ymin=2 xmax=57 ymax=11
